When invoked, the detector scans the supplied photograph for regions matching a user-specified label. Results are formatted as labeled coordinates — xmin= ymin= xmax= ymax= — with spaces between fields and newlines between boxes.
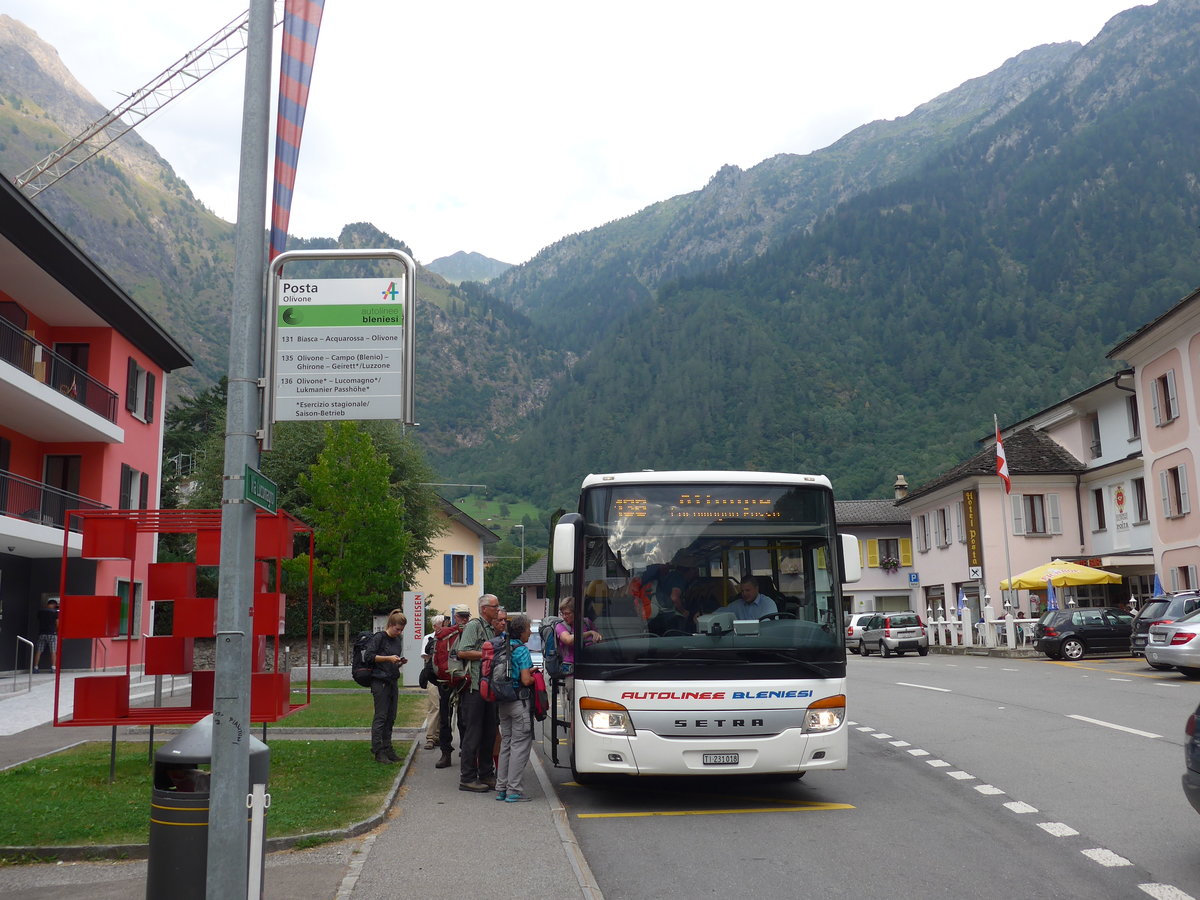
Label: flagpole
xmin=995 ymin=414 xmax=1017 ymax=616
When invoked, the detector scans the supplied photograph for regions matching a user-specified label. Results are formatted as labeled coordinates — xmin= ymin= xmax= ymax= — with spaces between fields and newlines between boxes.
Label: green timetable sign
xmin=273 ymin=277 xmax=406 ymax=422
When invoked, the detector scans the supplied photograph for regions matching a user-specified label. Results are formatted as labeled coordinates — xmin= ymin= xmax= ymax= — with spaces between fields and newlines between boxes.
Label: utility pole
xmin=207 ymin=1 xmax=272 ymax=897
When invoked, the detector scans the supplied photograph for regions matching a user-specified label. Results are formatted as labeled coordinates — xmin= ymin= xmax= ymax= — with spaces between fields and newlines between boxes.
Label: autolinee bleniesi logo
xmin=380 ymin=282 xmax=400 ymax=301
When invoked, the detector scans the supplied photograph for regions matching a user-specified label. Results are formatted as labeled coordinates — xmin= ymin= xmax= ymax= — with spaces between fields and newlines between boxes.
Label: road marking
xmin=926 ymin=759 xmax=951 ymax=768
xmin=576 ymin=801 xmax=854 ymax=819
xmin=974 ymin=785 xmax=1005 ymax=796
xmin=1068 ymin=714 xmax=1161 ymax=739
xmin=1002 ymin=667 xmax=1019 ymax=671
xmin=1082 ymin=848 xmax=1132 ymax=867
xmin=1005 ymin=801 xmax=1038 ymax=814
xmin=889 ymin=740 xmax=911 ymax=747
xmin=948 ymin=771 xmax=975 ymax=780
xmin=871 ymin=733 xmax=893 ymax=739
xmin=908 ymin=749 xmax=930 ymax=757
xmin=896 ymin=682 xmax=951 ymax=692
xmin=856 ymin=726 xmax=875 ymax=732
xmin=1139 ymin=884 xmax=1198 ymax=899
xmin=1110 ymin=678 xmax=1133 ymax=682
xmin=1155 ymin=682 xmax=1181 ymax=688
xmin=1038 ymin=822 xmax=1079 ymax=837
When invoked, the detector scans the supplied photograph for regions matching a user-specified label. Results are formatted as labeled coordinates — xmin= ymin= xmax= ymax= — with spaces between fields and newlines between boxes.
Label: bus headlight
xmin=802 ymin=694 xmax=845 ymax=733
xmin=580 ymin=697 xmax=635 ymax=736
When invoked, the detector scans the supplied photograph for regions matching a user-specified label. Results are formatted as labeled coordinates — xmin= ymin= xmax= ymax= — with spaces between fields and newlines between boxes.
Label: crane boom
xmin=14 ymin=10 xmax=258 ymax=199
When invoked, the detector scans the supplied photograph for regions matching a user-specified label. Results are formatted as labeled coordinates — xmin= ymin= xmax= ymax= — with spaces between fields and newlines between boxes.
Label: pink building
xmin=1108 ymin=289 xmax=1200 ymax=592
xmin=0 ymin=178 xmax=191 ymax=671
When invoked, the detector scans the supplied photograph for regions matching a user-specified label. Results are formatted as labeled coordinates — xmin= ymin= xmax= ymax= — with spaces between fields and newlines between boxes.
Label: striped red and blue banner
xmin=270 ymin=0 xmax=325 ymax=260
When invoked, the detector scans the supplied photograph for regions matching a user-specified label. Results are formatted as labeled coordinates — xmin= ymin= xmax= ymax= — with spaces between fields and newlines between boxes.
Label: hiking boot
xmin=481 ymin=776 xmax=497 ymax=790
xmin=459 ymin=780 xmax=489 ymax=793
xmin=384 ymin=748 xmax=400 ymax=762
xmin=375 ymin=751 xmax=397 ymax=764
xmin=423 ymin=740 xmax=436 ymax=750
xmin=435 ymin=750 xmax=452 ymax=768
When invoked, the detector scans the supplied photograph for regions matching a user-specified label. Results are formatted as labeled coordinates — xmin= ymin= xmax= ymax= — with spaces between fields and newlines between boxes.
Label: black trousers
xmin=370 ymin=678 xmax=398 ymax=754
xmin=437 ymin=683 xmax=455 ymax=750
xmin=458 ymin=689 xmax=498 ymax=783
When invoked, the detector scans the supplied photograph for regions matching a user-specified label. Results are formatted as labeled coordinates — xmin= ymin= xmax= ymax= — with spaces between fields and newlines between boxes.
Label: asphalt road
xmin=543 ymin=653 xmax=1200 ymax=899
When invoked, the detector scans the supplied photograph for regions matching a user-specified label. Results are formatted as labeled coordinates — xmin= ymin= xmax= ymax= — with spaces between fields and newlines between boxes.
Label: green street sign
xmin=245 ymin=465 xmax=278 ymax=513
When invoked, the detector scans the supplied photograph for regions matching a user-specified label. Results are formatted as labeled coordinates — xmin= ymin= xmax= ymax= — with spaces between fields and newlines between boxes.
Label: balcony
xmin=0 ymin=468 xmax=108 ymax=558
xmin=0 ymin=317 xmax=123 ymax=443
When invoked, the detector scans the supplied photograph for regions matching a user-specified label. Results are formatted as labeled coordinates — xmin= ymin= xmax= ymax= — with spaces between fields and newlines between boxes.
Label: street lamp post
xmin=513 ymin=524 xmax=525 ymax=571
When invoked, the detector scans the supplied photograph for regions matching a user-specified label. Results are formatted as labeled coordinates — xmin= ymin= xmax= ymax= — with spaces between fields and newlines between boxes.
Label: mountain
xmin=485 ymin=40 xmax=1083 ymax=350
xmin=438 ymin=0 xmax=1200 ymax=504
xmin=425 ymin=250 xmax=513 ymax=284
xmin=5 ymin=2 xmax=1200 ymax=514
xmin=0 ymin=15 xmax=564 ymax=458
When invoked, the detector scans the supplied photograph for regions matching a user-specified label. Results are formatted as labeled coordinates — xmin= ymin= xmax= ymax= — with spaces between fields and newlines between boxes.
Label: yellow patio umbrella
xmin=999 ymin=558 xmax=1122 ymax=590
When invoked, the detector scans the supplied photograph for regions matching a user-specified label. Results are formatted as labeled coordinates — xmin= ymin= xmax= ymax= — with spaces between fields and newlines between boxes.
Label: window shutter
xmin=1047 ymin=494 xmax=1062 ymax=534
xmin=1172 ymin=568 xmax=1180 ymax=592
xmin=138 ymin=472 xmax=149 ymax=509
xmin=144 ymin=371 xmax=156 ymax=422
xmin=1180 ymin=464 xmax=1191 ymax=516
xmin=899 ymin=539 xmax=913 ymax=566
xmin=859 ymin=540 xmax=867 ymax=569
xmin=933 ymin=512 xmax=943 ymax=548
xmin=955 ymin=502 xmax=965 ymax=542
xmin=1161 ymin=471 xmax=1173 ymax=518
xmin=1167 ymin=370 xmax=1179 ymax=419
xmin=866 ymin=539 xmax=880 ymax=568
xmin=466 ymin=555 xmax=475 ymax=585
xmin=119 ymin=464 xmax=133 ymax=509
xmin=1151 ymin=378 xmax=1162 ymax=425
xmin=443 ymin=554 xmax=452 ymax=585
xmin=1190 ymin=565 xmax=1199 ymax=590
xmin=125 ymin=358 xmax=138 ymax=412
xmin=1011 ymin=495 xmax=1025 ymax=535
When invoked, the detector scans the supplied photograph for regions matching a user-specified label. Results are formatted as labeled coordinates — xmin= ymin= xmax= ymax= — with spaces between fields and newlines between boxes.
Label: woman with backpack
xmin=495 ymin=613 xmax=536 ymax=803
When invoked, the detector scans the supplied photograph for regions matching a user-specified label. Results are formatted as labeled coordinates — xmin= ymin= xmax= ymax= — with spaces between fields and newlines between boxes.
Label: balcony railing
xmin=0 ymin=317 xmax=118 ymax=422
xmin=0 ymin=468 xmax=108 ymax=531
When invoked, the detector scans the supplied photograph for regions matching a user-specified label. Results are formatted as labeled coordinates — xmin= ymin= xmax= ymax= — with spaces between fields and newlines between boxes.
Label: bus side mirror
xmin=840 ymin=533 xmax=862 ymax=583
xmin=552 ymin=515 xmax=581 ymax=575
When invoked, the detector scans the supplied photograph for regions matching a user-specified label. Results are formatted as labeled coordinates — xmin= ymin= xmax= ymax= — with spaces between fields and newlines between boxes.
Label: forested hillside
xmin=440 ymin=0 xmax=1200 ymax=505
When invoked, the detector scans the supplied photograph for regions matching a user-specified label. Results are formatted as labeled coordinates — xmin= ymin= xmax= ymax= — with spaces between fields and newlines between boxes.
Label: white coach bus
xmin=546 ymin=470 xmax=861 ymax=783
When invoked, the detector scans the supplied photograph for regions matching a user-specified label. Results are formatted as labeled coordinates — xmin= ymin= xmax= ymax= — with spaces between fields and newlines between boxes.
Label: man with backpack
xmin=452 ymin=594 xmax=502 ymax=792
xmin=365 ymin=609 xmax=407 ymax=764
xmin=430 ymin=605 xmax=471 ymax=768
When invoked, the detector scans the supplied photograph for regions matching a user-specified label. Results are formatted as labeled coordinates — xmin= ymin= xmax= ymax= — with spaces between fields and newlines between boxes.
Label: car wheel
xmin=1061 ymin=638 xmax=1085 ymax=661
xmin=881 ymin=642 xmax=892 ymax=658
xmin=896 ymin=651 xmax=906 ymax=657
xmin=859 ymin=641 xmax=870 ymax=657
xmin=1179 ymin=667 xmax=1200 ymax=680
xmin=1148 ymin=662 xmax=1174 ymax=671
xmin=918 ymin=648 xmax=929 ymax=657
xmin=570 ymin=749 xmax=597 ymax=786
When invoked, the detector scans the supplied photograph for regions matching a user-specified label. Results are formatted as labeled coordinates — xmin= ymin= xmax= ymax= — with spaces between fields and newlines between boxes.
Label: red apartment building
xmin=0 ymin=177 xmax=192 ymax=671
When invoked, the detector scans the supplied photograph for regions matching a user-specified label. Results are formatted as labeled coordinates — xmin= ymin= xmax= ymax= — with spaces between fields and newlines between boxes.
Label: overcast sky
xmin=7 ymin=1 xmax=1144 ymax=265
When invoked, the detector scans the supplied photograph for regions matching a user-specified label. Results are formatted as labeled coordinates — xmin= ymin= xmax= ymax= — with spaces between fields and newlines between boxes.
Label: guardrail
xmin=0 ymin=316 xmax=119 ymax=422
xmin=11 ymin=635 xmax=33 ymax=692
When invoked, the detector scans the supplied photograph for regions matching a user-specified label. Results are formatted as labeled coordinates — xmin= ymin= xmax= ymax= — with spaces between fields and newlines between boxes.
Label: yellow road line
xmin=1043 ymin=660 xmax=1183 ymax=680
xmin=577 ymin=801 xmax=853 ymax=819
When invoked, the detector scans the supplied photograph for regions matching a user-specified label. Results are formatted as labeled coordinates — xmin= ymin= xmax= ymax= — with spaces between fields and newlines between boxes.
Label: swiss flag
xmin=995 ymin=424 xmax=1011 ymax=494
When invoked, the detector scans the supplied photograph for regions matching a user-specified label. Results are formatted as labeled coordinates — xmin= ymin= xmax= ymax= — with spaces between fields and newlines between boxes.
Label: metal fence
xmin=0 ymin=468 xmax=108 ymax=530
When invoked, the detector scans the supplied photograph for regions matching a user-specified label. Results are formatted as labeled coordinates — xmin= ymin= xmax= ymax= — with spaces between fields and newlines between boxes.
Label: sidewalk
xmin=0 ymin=673 xmax=601 ymax=899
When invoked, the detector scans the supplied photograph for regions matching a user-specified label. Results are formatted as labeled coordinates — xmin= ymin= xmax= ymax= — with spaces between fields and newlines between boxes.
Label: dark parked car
xmin=1032 ymin=607 xmax=1133 ymax=660
xmin=1183 ymin=701 xmax=1200 ymax=815
xmin=1131 ymin=592 xmax=1200 ymax=669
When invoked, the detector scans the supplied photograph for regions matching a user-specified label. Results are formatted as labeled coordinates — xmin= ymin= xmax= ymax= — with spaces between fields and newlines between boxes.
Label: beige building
xmin=413 ymin=498 xmax=498 ymax=616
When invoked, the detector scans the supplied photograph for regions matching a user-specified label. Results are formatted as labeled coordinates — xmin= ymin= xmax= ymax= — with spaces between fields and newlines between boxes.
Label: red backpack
xmin=432 ymin=624 xmax=466 ymax=687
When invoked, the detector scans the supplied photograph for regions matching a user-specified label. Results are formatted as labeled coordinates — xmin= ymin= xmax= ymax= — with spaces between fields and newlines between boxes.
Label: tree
xmin=486 ymin=554 xmax=525 ymax=611
xmin=288 ymin=422 xmax=409 ymax=630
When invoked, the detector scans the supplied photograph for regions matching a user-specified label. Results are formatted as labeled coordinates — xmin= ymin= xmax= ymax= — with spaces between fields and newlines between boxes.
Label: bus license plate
xmin=703 ymin=753 xmax=739 ymax=766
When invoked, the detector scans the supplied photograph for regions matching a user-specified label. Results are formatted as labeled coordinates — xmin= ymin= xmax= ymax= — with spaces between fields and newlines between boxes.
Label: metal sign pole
xmin=207 ymin=0 xmax=272 ymax=896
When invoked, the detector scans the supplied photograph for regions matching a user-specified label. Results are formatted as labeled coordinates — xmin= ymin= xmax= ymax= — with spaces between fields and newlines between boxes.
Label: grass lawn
xmin=0 ymin=690 xmax=427 ymax=855
xmin=273 ymin=690 xmax=425 ymax=729
xmin=0 ymin=739 xmax=404 ymax=851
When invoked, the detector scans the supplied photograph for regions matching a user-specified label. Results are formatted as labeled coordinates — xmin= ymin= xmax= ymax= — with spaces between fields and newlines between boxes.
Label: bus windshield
xmin=571 ymin=481 xmax=844 ymax=679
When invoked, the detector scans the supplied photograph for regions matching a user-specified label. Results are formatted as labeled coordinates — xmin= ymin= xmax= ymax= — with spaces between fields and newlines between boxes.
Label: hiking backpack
xmin=529 ymin=669 xmax=549 ymax=722
xmin=540 ymin=615 xmax=569 ymax=678
xmin=432 ymin=623 xmax=466 ymax=687
xmin=479 ymin=634 xmax=520 ymax=702
xmin=351 ymin=630 xmax=378 ymax=687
